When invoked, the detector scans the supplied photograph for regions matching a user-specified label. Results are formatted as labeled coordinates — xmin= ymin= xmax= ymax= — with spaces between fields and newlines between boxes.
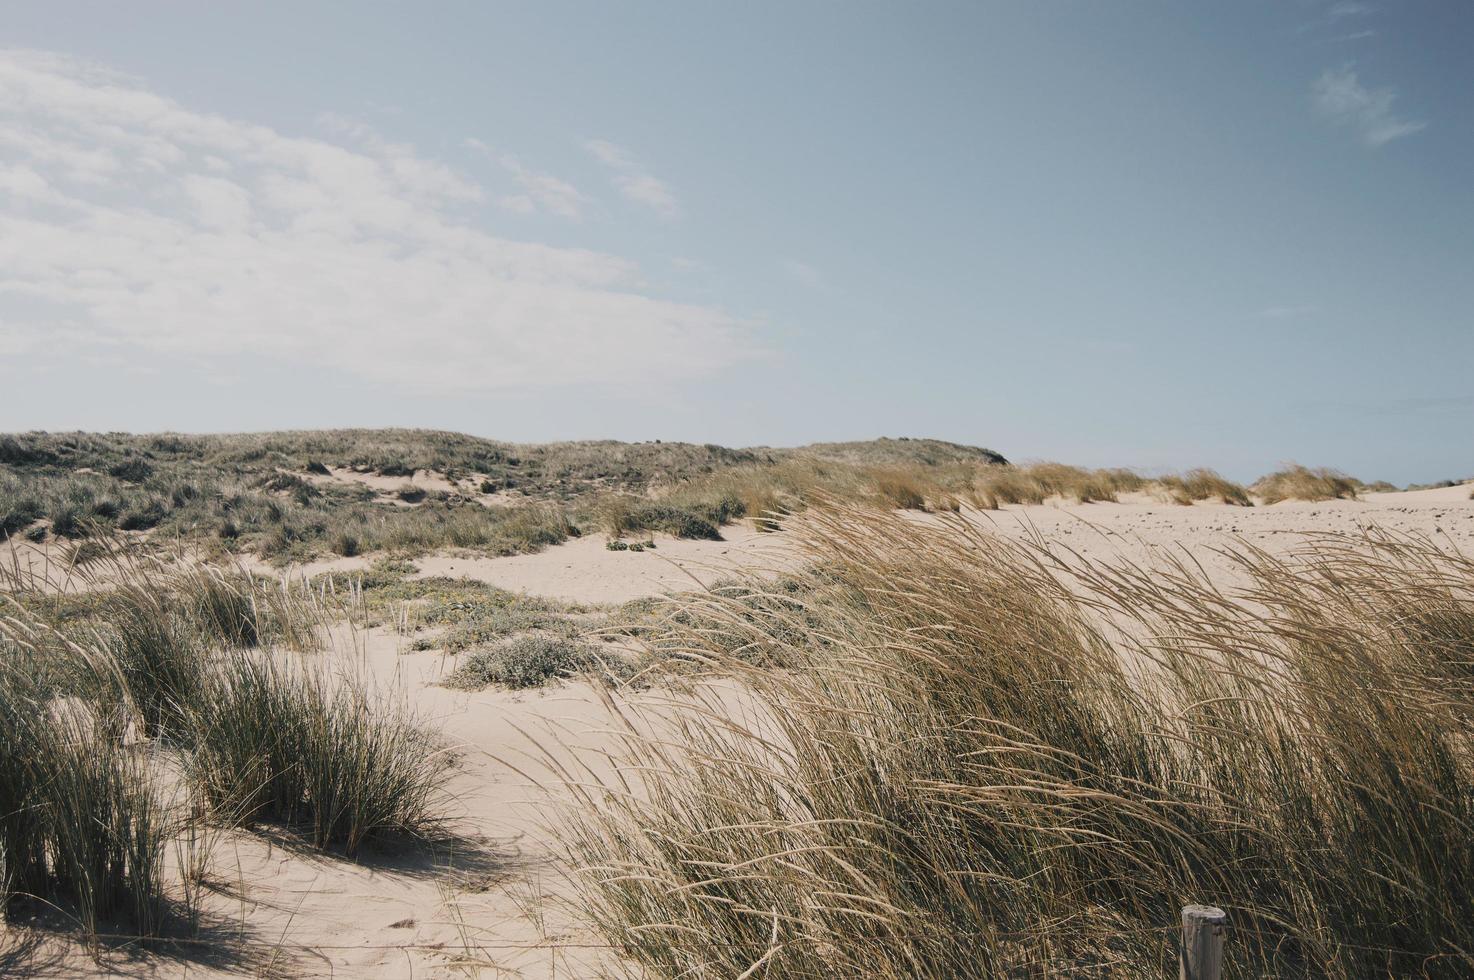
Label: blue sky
xmin=1 ymin=2 xmax=1469 ymax=483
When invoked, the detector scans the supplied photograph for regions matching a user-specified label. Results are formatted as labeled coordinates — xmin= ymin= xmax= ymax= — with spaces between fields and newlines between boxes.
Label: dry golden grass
xmin=1253 ymin=464 xmax=1360 ymax=503
xmin=867 ymin=466 xmax=930 ymax=510
xmin=0 ymin=548 xmax=451 ymax=944
xmin=558 ymin=501 xmax=1474 ymax=978
xmin=1156 ymin=467 xmax=1253 ymax=506
xmin=968 ymin=461 xmax=1146 ymax=506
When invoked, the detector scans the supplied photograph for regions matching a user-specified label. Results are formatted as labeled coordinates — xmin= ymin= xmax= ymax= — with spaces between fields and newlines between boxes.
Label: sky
xmin=0 ymin=1 xmax=1470 ymax=484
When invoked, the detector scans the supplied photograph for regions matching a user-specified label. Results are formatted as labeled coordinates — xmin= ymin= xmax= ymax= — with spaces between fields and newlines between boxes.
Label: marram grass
xmin=557 ymin=502 xmax=1474 ymax=978
xmin=0 ymin=548 xmax=452 ymax=946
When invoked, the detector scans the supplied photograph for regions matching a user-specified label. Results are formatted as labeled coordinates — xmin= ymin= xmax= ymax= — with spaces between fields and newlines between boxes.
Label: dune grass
xmin=0 ymin=632 xmax=169 ymax=936
xmin=185 ymin=649 xmax=451 ymax=854
xmin=1 ymin=431 xmax=1014 ymax=563
xmin=1156 ymin=467 xmax=1253 ymax=506
xmin=1253 ymin=464 xmax=1360 ymax=503
xmin=967 ymin=461 xmax=1148 ymax=506
xmin=558 ymin=503 xmax=1474 ymax=978
xmin=0 ymin=549 xmax=453 ymax=942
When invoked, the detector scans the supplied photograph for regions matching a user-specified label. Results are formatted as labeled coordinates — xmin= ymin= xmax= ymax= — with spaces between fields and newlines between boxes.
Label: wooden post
xmin=1180 ymin=905 xmax=1227 ymax=980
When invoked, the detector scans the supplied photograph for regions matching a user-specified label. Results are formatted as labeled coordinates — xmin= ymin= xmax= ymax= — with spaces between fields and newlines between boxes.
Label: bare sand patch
xmin=969 ymin=482 xmax=1474 ymax=585
xmin=242 ymin=522 xmax=799 ymax=607
xmin=410 ymin=525 xmax=798 ymax=605
xmin=304 ymin=465 xmax=466 ymax=497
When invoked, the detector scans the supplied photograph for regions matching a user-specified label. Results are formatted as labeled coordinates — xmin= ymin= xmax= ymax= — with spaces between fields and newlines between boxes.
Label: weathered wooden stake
xmin=1179 ymin=905 xmax=1227 ymax=980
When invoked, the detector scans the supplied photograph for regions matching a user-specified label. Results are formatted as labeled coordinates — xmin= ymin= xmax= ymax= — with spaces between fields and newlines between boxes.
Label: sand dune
xmin=11 ymin=482 xmax=1474 ymax=976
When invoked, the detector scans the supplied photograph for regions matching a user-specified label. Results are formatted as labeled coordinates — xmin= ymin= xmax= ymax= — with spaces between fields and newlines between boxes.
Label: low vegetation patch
xmin=1156 ymin=467 xmax=1253 ymax=506
xmin=447 ymin=635 xmax=607 ymax=689
xmin=1253 ymin=464 xmax=1360 ymax=503
xmin=1 ymin=431 xmax=1016 ymax=561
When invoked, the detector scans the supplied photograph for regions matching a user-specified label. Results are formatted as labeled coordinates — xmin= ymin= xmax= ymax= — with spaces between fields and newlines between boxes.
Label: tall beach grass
xmin=0 ymin=547 xmax=452 ymax=944
xmin=559 ymin=502 xmax=1474 ymax=978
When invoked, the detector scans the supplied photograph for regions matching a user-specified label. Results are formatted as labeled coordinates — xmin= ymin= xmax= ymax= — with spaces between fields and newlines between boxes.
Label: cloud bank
xmin=0 ymin=50 xmax=751 ymax=390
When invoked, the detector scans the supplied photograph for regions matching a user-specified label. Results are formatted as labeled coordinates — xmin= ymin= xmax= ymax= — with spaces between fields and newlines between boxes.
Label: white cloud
xmin=1326 ymin=2 xmax=1375 ymax=20
xmin=1311 ymin=64 xmax=1426 ymax=147
xmin=584 ymin=139 xmax=681 ymax=219
xmin=466 ymin=139 xmax=587 ymax=220
xmin=181 ymin=174 xmax=252 ymax=231
xmin=496 ymin=193 xmax=537 ymax=214
xmin=0 ymin=50 xmax=753 ymax=390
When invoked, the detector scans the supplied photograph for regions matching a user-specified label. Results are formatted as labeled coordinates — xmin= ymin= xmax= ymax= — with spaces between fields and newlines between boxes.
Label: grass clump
xmin=1157 ymin=467 xmax=1253 ymax=506
xmin=0 ymin=542 xmax=456 ymax=962
xmin=970 ymin=462 xmax=1144 ymax=506
xmin=0 ymin=640 xmax=167 ymax=936
xmin=616 ymin=503 xmax=724 ymax=541
xmin=99 ymin=583 xmax=207 ymax=739
xmin=561 ymin=506 xmax=1474 ymax=978
xmin=0 ymin=491 xmax=43 ymax=537
xmin=1253 ymin=464 xmax=1360 ymax=503
xmin=869 ymin=468 xmax=928 ymax=510
xmin=186 ymin=651 xmax=450 ymax=855
xmin=395 ymin=484 xmax=427 ymax=503
xmin=448 ymin=635 xmax=603 ymax=689
xmin=439 ymin=604 xmax=577 ymax=653
xmin=173 ymin=565 xmax=321 ymax=652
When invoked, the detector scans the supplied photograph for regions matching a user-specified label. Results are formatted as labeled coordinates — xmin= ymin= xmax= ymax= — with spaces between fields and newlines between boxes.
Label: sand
xmin=408 ymin=525 xmax=798 ymax=604
xmin=12 ymin=482 xmax=1474 ymax=977
xmin=970 ymin=483 xmax=1474 ymax=582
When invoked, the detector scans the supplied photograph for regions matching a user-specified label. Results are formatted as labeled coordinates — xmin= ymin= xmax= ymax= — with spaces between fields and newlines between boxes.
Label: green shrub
xmin=440 ymin=605 xmax=573 ymax=653
xmin=0 ymin=494 xmax=43 ymax=537
xmin=117 ymin=500 xmax=166 ymax=531
xmin=107 ymin=459 xmax=153 ymax=483
xmin=49 ymin=502 xmax=85 ymax=538
xmin=623 ymin=505 xmax=722 ymax=540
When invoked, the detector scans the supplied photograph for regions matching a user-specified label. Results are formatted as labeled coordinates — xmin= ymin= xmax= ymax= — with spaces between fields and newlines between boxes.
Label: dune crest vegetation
xmin=1253 ymin=464 xmax=1361 ymax=503
xmin=1 ymin=431 xmax=1009 ymax=563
